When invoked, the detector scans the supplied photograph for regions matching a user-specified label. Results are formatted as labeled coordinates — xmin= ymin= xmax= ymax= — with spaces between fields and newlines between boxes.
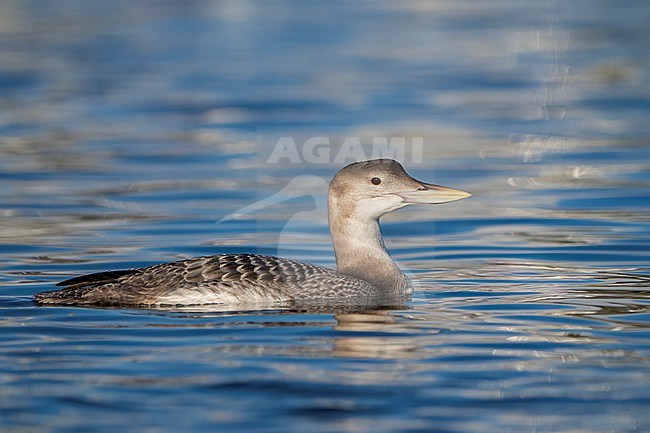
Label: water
xmin=1 ymin=1 xmax=649 ymax=432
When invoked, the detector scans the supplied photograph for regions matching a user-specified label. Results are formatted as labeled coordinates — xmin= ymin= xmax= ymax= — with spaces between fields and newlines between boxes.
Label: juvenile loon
xmin=34 ymin=159 xmax=471 ymax=308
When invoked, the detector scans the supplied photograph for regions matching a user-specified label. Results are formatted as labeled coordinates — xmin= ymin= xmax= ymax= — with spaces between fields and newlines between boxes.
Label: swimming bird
xmin=34 ymin=159 xmax=471 ymax=308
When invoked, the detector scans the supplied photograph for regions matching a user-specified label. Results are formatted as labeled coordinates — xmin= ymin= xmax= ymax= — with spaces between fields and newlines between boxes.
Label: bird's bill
xmin=398 ymin=182 xmax=471 ymax=204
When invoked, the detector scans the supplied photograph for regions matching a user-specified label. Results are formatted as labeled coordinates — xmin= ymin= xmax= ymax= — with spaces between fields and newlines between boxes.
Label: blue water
xmin=1 ymin=1 xmax=649 ymax=432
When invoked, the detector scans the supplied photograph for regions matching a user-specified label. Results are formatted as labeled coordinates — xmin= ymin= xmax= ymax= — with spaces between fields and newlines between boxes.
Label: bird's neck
xmin=328 ymin=205 xmax=411 ymax=294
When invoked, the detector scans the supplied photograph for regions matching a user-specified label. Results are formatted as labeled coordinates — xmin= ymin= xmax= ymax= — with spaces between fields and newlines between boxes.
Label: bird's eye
xmin=371 ymin=177 xmax=382 ymax=185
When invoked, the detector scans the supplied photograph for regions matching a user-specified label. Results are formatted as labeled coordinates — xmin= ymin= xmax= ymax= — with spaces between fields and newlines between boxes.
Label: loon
xmin=34 ymin=159 xmax=470 ymax=308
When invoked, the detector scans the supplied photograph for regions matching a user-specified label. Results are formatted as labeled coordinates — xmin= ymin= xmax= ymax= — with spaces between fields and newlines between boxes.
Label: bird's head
xmin=328 ymin=159 xmax=471 ymax=220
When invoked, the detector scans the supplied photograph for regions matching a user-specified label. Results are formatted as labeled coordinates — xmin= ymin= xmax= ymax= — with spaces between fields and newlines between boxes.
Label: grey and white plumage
xmin=34 ymin=159 xmax=470 ymax=308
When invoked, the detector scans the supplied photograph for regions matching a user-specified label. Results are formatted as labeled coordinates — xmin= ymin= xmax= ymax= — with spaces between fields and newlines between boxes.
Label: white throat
xmin=328 ymin=196 xmax=411 ymax=294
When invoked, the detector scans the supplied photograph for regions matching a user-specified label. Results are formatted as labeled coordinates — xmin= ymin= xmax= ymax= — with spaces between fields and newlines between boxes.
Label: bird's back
xmin=34 ymin=253 xmax=382 ymax=307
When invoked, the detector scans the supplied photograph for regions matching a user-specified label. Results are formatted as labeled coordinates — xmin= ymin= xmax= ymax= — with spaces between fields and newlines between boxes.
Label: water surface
xmin=1 ymin=1 xmax=649 ymax=432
